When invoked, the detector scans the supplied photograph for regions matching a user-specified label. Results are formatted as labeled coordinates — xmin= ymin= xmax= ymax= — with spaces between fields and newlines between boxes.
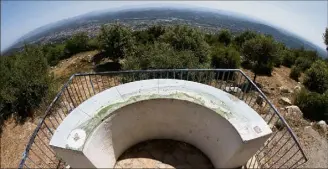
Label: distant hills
xmin=3 ymin=7 xmax=327 ymax=57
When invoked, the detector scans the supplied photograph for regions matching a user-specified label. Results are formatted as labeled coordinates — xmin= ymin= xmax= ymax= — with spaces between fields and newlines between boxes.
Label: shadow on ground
xmin=94 ymin=62 xmax=122 ymax=72
xmin=115 ymin=139 xmax=214 ymax=168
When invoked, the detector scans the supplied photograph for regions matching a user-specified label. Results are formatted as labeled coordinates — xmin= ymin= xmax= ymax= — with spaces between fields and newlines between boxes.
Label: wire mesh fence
xmin=18 ymin=69 xmax=307 ymax=168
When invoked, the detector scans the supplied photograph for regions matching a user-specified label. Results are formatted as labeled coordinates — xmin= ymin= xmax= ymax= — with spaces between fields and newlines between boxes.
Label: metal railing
xmin=18 ymin=69 xmax=307 ymax=168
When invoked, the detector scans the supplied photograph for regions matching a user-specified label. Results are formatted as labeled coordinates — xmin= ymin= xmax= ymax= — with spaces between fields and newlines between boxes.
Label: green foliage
xmin=217 ymin=29 xmax=232 ymax=46
xmin=0 ymin=45 xmax=52 ymax=123
xmin=134 ymin=30 xmax=152 ymax=44
xmin=242 ymin=35 xmax=278 ymax=81
xmin=295 ymin=89 xmax=328 ymax=121
xmin=87 ymin=38 xmax=100 ymax=50
xmin=303 ymin=60 xmax=328 ymax=94
xmin=98 ymin=24 xmax=135 ymax=62
xmin=42 ymin=43 xmax=66 ymax=66
xmin=146 ymin=25 xmax=166 ymax=42
xmin=234 ymin=30 xmax=258 ymax=49
xmin=289 ymin=66 xmax=301 ymax=82
xmin=210 ymin=45 xmax=241 ymax=69
xmin=160 ymin=25 xmax=210 ymax=64
xmin=134 ymin=25 xmax=166 ymax=44
xmin=123 ymin=42 xmax=205 ymax=70
xmin=65 ymin=32 xmax=90 ymax=55
xmin=294 ymin=57 xmax=314 ymax=71
xmin=272 ymin=42 xmax=287 ymax=67
xmin=281 ymin=49 xmax=296 ymax=67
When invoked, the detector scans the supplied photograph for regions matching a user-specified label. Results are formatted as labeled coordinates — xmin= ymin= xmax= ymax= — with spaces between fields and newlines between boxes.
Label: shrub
xmin=242 ymin=35 xmax=278 ymax=82
xmin=123 ymin=42 xmax=205 ymax=70
xmin=234 ymin=30 xmax=258 ymax=49
xmin=289 ymin=66 xmax=301 ymax=81
xmin=133 ymin=30 xmax=152 ymax=44
xmin=294 ymin=56 xmax=315 ymax=71
xmin=65 ymin=32 xmax=90 ymax=55
xmin=0 ymin=45 xmax=52 ymax=123
xmin=87 ymin=38 xmax=100 ymax=50
xmin=160 ymin=25 xmax=210 ymax=64
xmin=210 ymin=46 xmax=241 ymax=69
xmin=295 ymin=89 xmax=328 ymax=121
xmin=42 ymin=43 xmax=66 ymax=66
xmin=272 ymin=42 xmax=287 ymax=67
xmin=281 ymin=49 xmax=296 ymax=67
xmin=98 ymin=23 xmax=135 ymax=62
xmin=217 ymin=29 xmax=232 ymax=46
xmin=303 ymin=60 xmax=328 ymax=94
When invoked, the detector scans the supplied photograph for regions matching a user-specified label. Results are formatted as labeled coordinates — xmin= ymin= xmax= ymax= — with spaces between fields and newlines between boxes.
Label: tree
xmin=289 ymin=66 xmax=301 ymax=81
xmin=65 ymin=32 xmax=89 ymax=55
xmin=210 ymin=45 xmax=241 ymax=69
xmin=303 ymin=60 xmax=328 ymax=94
xmin=242 ymin=35 xmax=278 ymax=82
xmin=160 ymin=25 xmax=210 ymax=64
xmin=146 ymin=25 xmax=166 ymax=41
xmin=234 ymin=30 xmax=258 ymax=49
xmin=98 ymin=23 xmax=135 ymax=62
xmin=42 ymin=43 xmax=66 ymax=66
xmin=0 ymin=45 xmax=52 ymax=123
xmin=324 ymin=27 xmax=328 ymax=51
xmin=123 ymin=42 xmax=203 ymax=70
xmin=217 ymin=29 xmax=232 ymax=46
xmin=281 ymin=49 xmax=296 ymax=67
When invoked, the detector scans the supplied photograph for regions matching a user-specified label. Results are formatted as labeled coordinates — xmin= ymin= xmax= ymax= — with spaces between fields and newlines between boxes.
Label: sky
xmin=1 ymin=1 xmax=327 ymax=52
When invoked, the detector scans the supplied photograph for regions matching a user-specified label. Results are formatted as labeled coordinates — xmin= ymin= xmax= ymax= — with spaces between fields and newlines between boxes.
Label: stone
xmin=316 ymin=120 xmax=327 ymax=133
xmin=279 ymin=97 xmax=292 ymax=105
xmin=225 ymin=87 xmax=242 ymax=93
xmin=304 ymin=126 xmax=312 ymax=131
xmin=279 ymin=86 xmax=291 ymax=93
xmin=294 ymin=85 xmax=301 ymax=92
xmin=261 ymin=87 xmax=271 ymax=95
xmin=318 ymin=120 xmax=327 ymax=126
xmin=285 ymin=105 xmax=302 ymax=117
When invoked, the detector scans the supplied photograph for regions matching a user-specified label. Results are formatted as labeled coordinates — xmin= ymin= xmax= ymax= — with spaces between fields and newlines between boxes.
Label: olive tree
xmin=160 ymin=25 xmax=210 ymax=65
xmin=98 ymin=23 xmax=135 ymax=62
xmin=217 ymin=29 xmax=232 ymax=46
xmin=242 ymin=35 xmax=278 ymax=82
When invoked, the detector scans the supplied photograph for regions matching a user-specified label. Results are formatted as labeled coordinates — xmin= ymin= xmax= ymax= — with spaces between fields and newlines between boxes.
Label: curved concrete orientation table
xmin=50 ymin=79 xmax=272 ymax=168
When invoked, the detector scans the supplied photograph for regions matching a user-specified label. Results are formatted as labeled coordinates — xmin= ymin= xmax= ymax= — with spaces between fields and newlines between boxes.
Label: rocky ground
xmin=1 ymin=53 xmax=327 ymax=168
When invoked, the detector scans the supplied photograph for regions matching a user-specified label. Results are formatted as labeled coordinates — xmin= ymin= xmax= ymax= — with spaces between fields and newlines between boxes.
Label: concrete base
xmin=50 ymin=79 xmax=272 ymax=168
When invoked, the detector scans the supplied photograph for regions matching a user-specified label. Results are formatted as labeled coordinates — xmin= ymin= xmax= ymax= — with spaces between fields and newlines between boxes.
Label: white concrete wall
xmin=50 ymin=79 xmax=272 ymax=168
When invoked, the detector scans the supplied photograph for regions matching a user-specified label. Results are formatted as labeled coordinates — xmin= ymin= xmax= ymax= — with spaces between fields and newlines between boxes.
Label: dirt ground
xmin=242 ymin=66 xmax=328 ymax=168
xmin=1 ymin=54 xmax=327 ymax=168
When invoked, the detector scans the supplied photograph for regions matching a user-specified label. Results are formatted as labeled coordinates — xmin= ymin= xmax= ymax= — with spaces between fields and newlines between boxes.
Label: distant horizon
xmin=1 ymin=1 xmax=327 ymax=52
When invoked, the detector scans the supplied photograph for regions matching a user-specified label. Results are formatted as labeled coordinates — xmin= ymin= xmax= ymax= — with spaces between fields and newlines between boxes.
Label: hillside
xmin=4 ymin=8 xmax=327 ymax=57
xmin=1 ymin=51 xmax=327 ymax=168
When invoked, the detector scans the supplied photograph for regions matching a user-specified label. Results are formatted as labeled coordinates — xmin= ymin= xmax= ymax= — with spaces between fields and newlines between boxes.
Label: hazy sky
xmin=1 ymin=1 xmax=327 ymax=52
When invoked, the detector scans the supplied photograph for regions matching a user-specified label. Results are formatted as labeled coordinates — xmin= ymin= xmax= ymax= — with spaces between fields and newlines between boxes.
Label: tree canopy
xmin=242 ymin=35 xmax=278 ymax=82
xmin=98 ymin=24 xmax=135 ymax=62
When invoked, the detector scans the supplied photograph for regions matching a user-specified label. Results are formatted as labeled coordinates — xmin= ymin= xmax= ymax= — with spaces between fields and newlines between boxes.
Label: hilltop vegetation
xmin=1 ymin=23 xmax=328 ymax=132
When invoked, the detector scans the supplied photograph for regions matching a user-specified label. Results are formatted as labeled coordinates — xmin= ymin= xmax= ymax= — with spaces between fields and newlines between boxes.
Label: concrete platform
xmin=50 ymin=79 xmax=272 ymax=168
